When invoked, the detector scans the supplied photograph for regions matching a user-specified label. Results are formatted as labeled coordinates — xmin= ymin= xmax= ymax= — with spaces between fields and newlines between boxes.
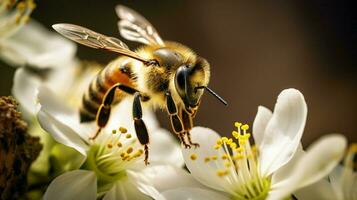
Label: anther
xmin=112 ymin=130 xmax=117 ymax=134
xmin=127 ymin=147 xmax=134 ymax=154
xmin=107 ymin=143 xmax=113 ymax=148
xmin=241 ymin=124 xmax=249 ymax=131
xmin=126 ymin=134 xmax=132 ymax=139
xmin=204 ymin=157 xmax=210 ymax=163
xmin=117 ymin=142 xmax=123 ymax=148
xmin=235 ymin=122 xmax=242 ymax=128
xmin=119 ymin=127 xmax=128 ymax=133
xmin=190 ymin=154 xmax=197 ymax=160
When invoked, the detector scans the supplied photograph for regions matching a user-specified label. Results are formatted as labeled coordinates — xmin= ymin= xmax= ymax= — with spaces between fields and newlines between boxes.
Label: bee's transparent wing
xmin=52 ymin=23 xmax=149 ymax=62
xmin=116 ymin=5 xmax=165 ymax=46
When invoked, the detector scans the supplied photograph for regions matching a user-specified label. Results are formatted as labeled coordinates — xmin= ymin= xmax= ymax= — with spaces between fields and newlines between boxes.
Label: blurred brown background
xmin=1 ymin=0 xmax=356 ymax=145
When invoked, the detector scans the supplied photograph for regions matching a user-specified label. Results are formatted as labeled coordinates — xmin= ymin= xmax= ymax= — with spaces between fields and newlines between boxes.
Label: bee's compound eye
xmin=174 ymin=66 xmax=187 ymax=97
xmin=153 ymin=48 xmax=183 ymax=67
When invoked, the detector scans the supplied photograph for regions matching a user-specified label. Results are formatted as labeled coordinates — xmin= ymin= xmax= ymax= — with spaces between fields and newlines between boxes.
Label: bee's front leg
xmin=180 ymin=109 xmax=200 ymax=148
xmin=133 ymin=92 xmax=150 ymax=165
xmin=165 ymin=92 xmax=191 ymax=149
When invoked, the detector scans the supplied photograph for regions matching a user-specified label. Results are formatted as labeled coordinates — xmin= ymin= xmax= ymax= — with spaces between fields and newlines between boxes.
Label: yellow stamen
xmin=126 ymin=134 xmax=132 ymax=139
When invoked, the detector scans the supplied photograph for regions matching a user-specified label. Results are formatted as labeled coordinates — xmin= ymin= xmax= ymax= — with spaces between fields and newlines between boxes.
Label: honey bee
xmin=52 ymin=5 xmax=227 ymax=165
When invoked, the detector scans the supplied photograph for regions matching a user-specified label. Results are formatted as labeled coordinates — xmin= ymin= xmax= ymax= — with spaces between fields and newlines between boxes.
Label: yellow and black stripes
xmin=80 ymin=59 xmax=135 ymax=122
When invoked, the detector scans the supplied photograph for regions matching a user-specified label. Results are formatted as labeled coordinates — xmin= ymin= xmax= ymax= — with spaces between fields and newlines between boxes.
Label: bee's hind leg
xmin=91 ymin=83 xmax=137 ymax=140
xmin=180 ymin=109 xmax=200 ymax=148
xmin=133 ymin=92 xmax=150 ymax=165
xmin=165 ymin=92 xmax=191 ymax=149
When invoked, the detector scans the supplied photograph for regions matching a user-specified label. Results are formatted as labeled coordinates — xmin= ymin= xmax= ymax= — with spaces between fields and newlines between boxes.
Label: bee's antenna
xmin=195 ymin=86 xmax=228 ymax=106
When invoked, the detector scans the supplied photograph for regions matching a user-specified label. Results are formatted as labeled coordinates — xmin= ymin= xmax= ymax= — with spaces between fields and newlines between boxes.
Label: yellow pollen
xmin=234 ymin=122 xmax=242 ymax=128
xmin=126 ymin=134 xmax=132 ymax=139
xmin=119 ymin=127 xmax=127 ymax=133
xmin=234 ymin=154 xmax=244 ymax=160
xmin=236 ymin=147 xmax=245 ymax=153
xmin=252 ymin=145 xmax=257 ymax=152
xmin=117 ymin=142 xmax=123 ymax=148
xmin=17 ymin=2 xmax=26 ymax=12
xmin=127 ymin=147 xmax=134 ymax=154
xmin=232 ymin=131 xmax=239 ymax=139
xmin=214 ymin=145 xmax=221 ymax=150
xmin=212 ymin=155 xmax=218 ymax=160
xmin=190 ymin=154 xmax=197 ymax=160
xmin=230 ymin=142 xmax=237 ymax=149
xmin=221 ymin=137 xmax=228 ymax=142
xmin=225 ymin=161 xmax=232 ymax=167
xmin=221 ymin=154 xmax=228 ymax=160
xmin=241 ymin=124 xmax=249 ymax=130
xmin=107 ymin=143 xmax=113 ymax=148
xmin=239 ymin=140 xmax=246 ymax=145
xmin=112 ymin=130 xmax=117 ymax=134
xmin=217 ymin=169 xmax=229 ymax=177
xmin=216 ymin=139 xmax=223 ymax=145
xmin=204 ymin=157 xmax=210 ymax=163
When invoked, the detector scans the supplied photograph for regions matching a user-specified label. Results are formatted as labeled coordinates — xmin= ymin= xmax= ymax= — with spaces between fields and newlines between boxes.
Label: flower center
xmin=83 ymin=126 xmax=144 ymax=193
xmin=192 ymin=122 xmax=271 ymax=200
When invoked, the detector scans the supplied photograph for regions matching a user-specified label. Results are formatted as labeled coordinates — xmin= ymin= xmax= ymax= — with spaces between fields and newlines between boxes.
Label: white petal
xmin=37 ymin=87 xmax=89 ymax=155
xmin=162 ymin=188 xmax=230 ymax=200
xmin=182 ymin=127 xmax=232 ymax=193
xmin=259 ymin=88 xmax=307 ymax=176
xmin=139 ymin=165 xmax=205 ymax=193
xmin=0 ymin=20 xmax=76 ymax=68
xmin=252 ymin=106 xmax=272 ymax=146
xmin=103 ymin=176 xmax=152 ymax=200
xmin=294 ymin=179 xmax=336 ymax=200
xmin=269 ymin=134 xmax=347 ymax=200
xmin=44 ymin=170 xmax=96 ymax=200
xmin=329 ymin=165 xmax=345 ymax=200
xmin=12 ymin=67 xmax=41 ymax=117
xmin=150 ymin=128 xmax=184 ymax=167
xmin=271 ymin=144 xmax=305 ymax=186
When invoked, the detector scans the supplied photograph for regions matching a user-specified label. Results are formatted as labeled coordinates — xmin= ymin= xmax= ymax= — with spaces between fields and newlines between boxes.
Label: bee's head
xmin=174 ymin=57 xmax=210 ymax=110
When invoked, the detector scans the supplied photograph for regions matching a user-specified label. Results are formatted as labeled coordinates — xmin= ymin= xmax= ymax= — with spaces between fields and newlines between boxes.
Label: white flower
xmin=37 ymin=86 xmax=184 ymax=200
xmin=0 ymin=0 xmax=76 ymax=68
xmin=162 ymin=88 xmax=347 ymax=200
xmin=12 ymin=61 xmax=100 ymax=175
xmin=295 ymin=144 xmax=357 ymax=200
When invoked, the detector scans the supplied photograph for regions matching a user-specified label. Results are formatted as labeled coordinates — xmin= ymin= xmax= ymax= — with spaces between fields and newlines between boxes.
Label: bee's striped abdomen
xmin=80 ymin=59 xmax=134 ymax=122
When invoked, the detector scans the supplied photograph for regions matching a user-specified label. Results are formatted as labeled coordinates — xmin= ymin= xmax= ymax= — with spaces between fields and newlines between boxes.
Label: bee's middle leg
xmin=165 ymin=92 xmax=191 ymax=148
xmin=91 ymin=83 xmax=137 ymax=140
xmin=133 ymin=92 xmax=150 ymax=165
